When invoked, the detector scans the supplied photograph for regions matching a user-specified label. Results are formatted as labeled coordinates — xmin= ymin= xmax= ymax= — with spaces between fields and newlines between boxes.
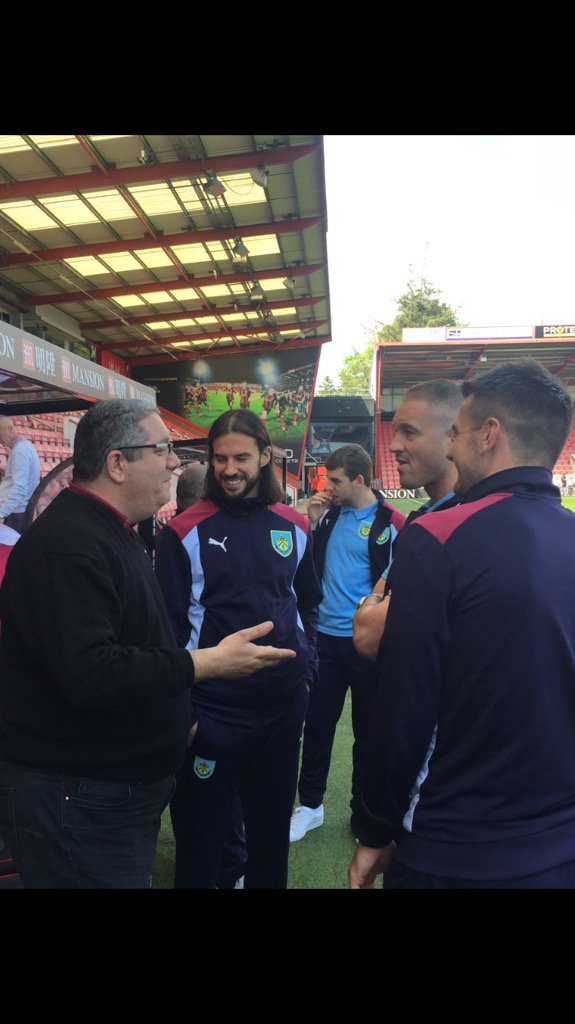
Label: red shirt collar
xmin=68 ymin=482 xmax=132 ymax=532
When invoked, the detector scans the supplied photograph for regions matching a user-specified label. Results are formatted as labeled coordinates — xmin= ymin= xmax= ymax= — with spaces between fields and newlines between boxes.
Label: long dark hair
xmin=203 ymin=409 xmax=285 ymax=503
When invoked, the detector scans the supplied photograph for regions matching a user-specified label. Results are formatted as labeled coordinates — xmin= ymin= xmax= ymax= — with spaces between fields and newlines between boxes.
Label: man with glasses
xmin=0 ymin=400 xmax=295 ymax=889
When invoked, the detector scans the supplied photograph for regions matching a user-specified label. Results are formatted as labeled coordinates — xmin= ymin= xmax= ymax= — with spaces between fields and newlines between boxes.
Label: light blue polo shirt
xmin=318 ymin=501 xmax=383 ymax=637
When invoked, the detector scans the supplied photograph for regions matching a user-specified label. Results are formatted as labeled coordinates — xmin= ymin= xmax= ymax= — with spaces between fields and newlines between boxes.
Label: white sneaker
xmin=289 ymin=804 xmax=324 ymax=843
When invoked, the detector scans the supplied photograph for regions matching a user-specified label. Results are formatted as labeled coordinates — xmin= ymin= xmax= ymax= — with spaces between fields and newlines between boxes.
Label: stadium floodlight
xmin=232 ymin=238 xmax=250 ymax=261
xmin=283 ymin=276 xmax=296 ymax=290
xmin=203 ymin=172 xmax=226 ymax=198
xmin=250 ymin=282 xmax=265 ymax=301
xmin=250 ymin=166 xmax=268 ymax=188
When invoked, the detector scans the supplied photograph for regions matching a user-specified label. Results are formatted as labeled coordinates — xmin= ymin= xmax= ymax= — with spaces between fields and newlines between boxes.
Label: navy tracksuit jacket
xmin=155 ymin=493 xmax=322 ymax=888
xmin=353 ymin=467 xmax=575 ymax=881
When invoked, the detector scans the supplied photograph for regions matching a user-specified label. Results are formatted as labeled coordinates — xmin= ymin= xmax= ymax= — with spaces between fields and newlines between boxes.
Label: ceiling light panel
xmin=258 ymin=278 xmax=290 ymax=291
xmin=0 ymin=136 xmax=30 ymax=154
xmin=100 ymin=253 xmax=143 ymax=273
xmin=200 ymin=284 xmax=236 ymax=298
xmin=206 ymin=241 xmax=230 ymax=261
xmin=113 ymin=295 xmax=147 ymax=307
xmin=0 ymin=200 xmax=58 ymax=231
xmin=40 ymin=195 xmax=100 ymax=227
xmin=171 ymin=243 xmax=213 ymax=264
xmin=29 ymin=135 xmax=77 ymax=148
xmin=224 ymin=312 xmax=259 ymax=323
xmin=81 ymin=190 xmax=139 ymax=222
xmin=239 ymin=235 xmax=280 ymax=257
xmin=171 ymin=182 xmax=204 ymax=212
xmin=63 ymin=256 xmax=111 ymax=277
xmin=127 ymin=184 xmax=183 ymax=217
xmin=89 ymin=135 xmax=134 ymax=143
xmin=137 ymin=249 xmax=175 ymax=269
xmin=139 ymin=291 xmax=173 ymax=304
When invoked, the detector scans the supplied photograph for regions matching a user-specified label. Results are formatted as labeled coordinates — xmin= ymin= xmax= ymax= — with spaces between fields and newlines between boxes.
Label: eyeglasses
xmin=118 ymin=442 xmax=177 ymax=455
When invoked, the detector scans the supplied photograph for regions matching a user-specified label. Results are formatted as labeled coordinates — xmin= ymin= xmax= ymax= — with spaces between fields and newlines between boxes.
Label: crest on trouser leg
xmin=193 ymin=756 xmax=216 ymax=779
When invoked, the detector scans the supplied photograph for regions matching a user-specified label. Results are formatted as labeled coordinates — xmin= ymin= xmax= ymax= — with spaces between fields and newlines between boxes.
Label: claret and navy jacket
xmin=353 ymin=467 xmax=575 ymax=880
xmin=155 ymin=493 xmax=323 ymax=724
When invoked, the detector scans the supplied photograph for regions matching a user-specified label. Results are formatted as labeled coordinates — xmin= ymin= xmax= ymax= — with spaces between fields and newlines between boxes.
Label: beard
xmin=213 ymin=468 xmax=262 ymax=503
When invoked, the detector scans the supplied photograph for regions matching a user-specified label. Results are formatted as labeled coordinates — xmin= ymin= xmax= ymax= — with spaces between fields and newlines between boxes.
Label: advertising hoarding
xmin=132 ymin=346 xmax=321 ymax=476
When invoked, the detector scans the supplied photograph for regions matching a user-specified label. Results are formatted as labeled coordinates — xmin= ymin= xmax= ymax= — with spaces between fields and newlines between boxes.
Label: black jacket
xmin=0 ymin=488 xmax=194 ymax=781
xmin=312 ymin=490 xmax=406 ymax=591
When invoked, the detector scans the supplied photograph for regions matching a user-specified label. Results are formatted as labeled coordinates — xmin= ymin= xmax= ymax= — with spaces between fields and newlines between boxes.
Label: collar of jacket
xmin=211 ymin=490 xmax=270 ymax=516
xmin=465 ymin=466 xmax=558 ymax=504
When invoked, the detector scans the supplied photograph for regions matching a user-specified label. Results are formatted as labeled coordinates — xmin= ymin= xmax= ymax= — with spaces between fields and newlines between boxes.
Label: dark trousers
xmin=170 ymin=687 xmax=307 ymax=889
xmin=298 ymin=632 xmax=379 ymax=814
xmin=0 ymin=760 xmax=174 ymax=889
xmin=385 ymin=857 xmax=575 ymax=889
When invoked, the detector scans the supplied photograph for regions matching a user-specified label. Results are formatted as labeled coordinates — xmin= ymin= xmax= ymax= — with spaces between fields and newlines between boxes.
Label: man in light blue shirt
xmin=0 ymin=417 xmax=41 ymax=534
xmin=290 ymin=444 xmax=405 ymax=841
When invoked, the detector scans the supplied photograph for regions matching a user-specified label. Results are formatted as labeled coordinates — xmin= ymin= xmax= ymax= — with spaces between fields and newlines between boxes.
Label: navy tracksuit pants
xmin=170 ymin=686 xmax=307 ymax=889
xmin=297 ymin=632 xmax=379 ymax=814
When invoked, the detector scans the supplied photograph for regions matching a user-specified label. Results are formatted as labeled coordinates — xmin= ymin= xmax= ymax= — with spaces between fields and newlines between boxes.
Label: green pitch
xmin=182 ymin=390 xmax=308 ymax=453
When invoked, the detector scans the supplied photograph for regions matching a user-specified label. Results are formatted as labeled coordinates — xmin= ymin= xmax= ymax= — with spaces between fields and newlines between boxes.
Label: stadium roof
xmin=0 ymin=135 xmax=330 ymax=368
xmin=376 ymin=335 xmax=575 ymax=391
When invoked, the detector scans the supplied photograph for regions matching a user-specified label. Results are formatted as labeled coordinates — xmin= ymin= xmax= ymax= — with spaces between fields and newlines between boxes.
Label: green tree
xmin=337 ymin=342 xmax=374 ymax=395
xmin=376 ymin=274 xmax=460 ymax=343
xmin=322 ymin=273 xmax=462 ymax=397
xmin=317 ymin=375 xmax=340 ymax=395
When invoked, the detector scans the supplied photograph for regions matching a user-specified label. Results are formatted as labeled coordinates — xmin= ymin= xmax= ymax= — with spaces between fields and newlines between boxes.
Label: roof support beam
xmin=0 ymin=216 xmax=324 ymax=269
xmin=23 ymin=262 xmax=325 ymax=306
xmin=129 ymin=335 xmax=331 ymax=366
xmin=0 ymin=144 xmax=319 ymax=202
xmin=98 ymin=319 xmax=328 ymax=351
xmin=81 ymin=295 xmax=326 ymax=330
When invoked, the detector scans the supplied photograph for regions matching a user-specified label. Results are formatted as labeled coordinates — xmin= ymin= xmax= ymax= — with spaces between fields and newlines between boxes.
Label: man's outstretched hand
xmin=191 ymin=621 xmax=296 ymax=681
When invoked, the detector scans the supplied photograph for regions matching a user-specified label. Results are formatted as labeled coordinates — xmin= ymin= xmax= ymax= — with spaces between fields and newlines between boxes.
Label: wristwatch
xmin=356 ymin=593 xmax=384 ymax=610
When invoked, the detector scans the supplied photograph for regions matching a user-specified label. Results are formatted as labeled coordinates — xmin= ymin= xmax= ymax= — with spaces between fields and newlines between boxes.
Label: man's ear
xmin=260 ymin=445 xmax=272 ymax=467
xmin=104 ymin=449 xmax=127 ymax=484
xmin=481 ymin=417 xmax=502 ymax=454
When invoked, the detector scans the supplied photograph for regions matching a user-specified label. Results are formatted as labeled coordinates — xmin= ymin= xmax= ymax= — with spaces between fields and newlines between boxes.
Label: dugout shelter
xmin=374 ymin=324 xmax=575 ymax=489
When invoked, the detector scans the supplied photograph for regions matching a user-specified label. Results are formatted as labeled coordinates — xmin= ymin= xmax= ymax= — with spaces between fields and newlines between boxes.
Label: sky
xmin=317 ymin=134 xmax=575 ymax=384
